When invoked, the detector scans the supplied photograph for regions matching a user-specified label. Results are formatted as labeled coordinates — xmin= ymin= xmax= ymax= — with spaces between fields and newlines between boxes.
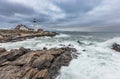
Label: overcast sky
xmin=0 ymin=0 xmax=120 ymax=32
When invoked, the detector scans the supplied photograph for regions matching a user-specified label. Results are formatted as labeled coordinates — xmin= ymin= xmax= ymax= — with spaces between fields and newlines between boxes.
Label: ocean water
xmin=0 ymin=32 xmax=120 ymax=79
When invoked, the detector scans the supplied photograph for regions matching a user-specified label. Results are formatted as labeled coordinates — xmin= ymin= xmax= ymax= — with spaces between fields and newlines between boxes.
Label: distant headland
xmin=0 ymin=24 xmax=58 ymax=43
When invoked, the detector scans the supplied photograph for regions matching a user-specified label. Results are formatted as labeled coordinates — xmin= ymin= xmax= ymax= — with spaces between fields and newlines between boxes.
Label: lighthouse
xmin=33 ymin=18 xmax=37 ymax=31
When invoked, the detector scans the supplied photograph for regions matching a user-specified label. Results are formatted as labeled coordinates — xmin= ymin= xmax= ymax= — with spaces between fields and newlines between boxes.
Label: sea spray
xmin=56 ymin=36 xmax=120 ymax=79
xmin=0 ymin=32 xmax=120 ymax=79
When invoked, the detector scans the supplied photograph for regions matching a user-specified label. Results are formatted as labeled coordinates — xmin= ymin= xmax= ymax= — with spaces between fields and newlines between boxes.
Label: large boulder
xmin=0 ymin=47 xmax=30 ymax=66
xmin=12 ymin=51 xmax=44 ymax=66
xmin=0 ymin=51 xmax=11 ymax=65
xmin=112 ymin=43 xmax=120 ymax=52
xmin=32 ymin=54 xmax=54 ymax=69
xmin=49 ymin=48 xmax=76 ymax=79
xmin=7 ymin=47 xmax=30 ymax=61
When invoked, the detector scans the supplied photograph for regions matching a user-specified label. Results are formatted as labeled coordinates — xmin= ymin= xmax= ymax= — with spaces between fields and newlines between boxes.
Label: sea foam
xmin=56 ymin=37 xmax=120 ymax=79
xmin=0 ymin=33 xmax=120 ymax=79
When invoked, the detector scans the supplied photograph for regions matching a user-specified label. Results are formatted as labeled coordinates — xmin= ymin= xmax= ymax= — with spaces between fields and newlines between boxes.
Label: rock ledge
xmin=0 ymin=47 xmax=76 ymax=79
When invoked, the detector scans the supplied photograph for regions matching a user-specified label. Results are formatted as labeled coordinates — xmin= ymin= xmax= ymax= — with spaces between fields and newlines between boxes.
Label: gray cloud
xmin=0 ymin=0 xmax=35 ymax=16
xmin=0 ymin=0 xmax=120 ymax=32
xmin=0 ymin=0 xmax=36 ymax=27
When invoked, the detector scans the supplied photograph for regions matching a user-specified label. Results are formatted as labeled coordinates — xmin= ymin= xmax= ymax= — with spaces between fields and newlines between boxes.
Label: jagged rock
xmin=112 ymin=43 xmax=120 ymax=52
xmin=12 ymin=51 xmax=45 ymax=66
xmin=0 ymin=65 xmax=21 ymax=79
xmin=82 ymin=49 xmax=86 ymax=51
xmin=77 ymin=40 xmax=84 ymax=45
xmin=43 ymin=47 xmax=47 ymax=50
xmin=71 ymin=52 xmax=80 ymax=59
xmin=0 ymin=66 xmax=50 ymax=79
xmin=12 ymin=50 xmax=54 ymax=69
xmin=19 ymin=47 xmax=31 ymax=53
xmin=32 ymin=54 xmax=54 ymax=69
xmin=0 ymin=47 xmax=30 ymax=66
xmin=0 ymin=51 xmax=11 ymax=65
xmin=7 ymin=47 xmax=30 ymax=61
xmin=0 ymin=47 xmax=76 ymax=79
xmin=21 ymin=67 xmax=50 ymax=79
xmin=49 ymin=48 xmax=74 ymax=79
xmin=32 ymin=69 xmax=50 ymax=79
xmin=48 ymin=48 xmax=63 ymax=56
xmin=0 ymin=48 xmax=6 ymax=53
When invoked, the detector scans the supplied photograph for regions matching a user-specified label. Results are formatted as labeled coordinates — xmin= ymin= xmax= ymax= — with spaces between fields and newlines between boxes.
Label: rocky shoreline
xmin=0 ymin=29 xmax=58 ymax=43
xmin=0 ymin=47 xmax=76 ymax=79
xmin=0 ymin=29 xmax=78 ymax=79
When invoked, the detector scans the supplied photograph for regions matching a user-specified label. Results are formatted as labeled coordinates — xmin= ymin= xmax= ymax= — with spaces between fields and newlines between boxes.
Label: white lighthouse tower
xmin=33 ymin=18 xmax=37 ymax=31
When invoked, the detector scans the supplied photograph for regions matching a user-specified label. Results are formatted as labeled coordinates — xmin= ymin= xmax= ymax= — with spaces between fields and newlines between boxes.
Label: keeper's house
xmin=15 ymin=24 xmax=34 ymax=31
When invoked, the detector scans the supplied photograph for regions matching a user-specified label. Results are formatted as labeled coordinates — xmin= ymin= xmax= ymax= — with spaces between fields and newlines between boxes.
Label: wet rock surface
xmin=112 ymin=43 xmax=120 ymax=52
xmin=0 ymin=47 xmax=76 ymax=79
